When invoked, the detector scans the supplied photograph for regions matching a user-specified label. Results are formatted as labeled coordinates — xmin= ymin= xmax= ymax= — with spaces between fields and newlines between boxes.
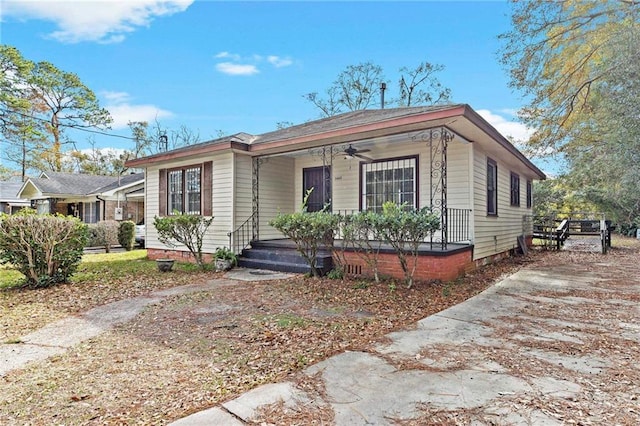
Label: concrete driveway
xmin=173 ymin=257 xmax=640 ymax=425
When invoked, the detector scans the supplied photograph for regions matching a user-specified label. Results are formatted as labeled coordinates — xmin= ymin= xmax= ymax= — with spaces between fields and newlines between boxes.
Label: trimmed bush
xmin=0 ymin=210 xmax=88 ymax=288
xmin=342 ymin=210 xmax=385 ymax=282
xmin=153 ymin=213 xmax=214 ymax=270
xmin=269 ymin=211 xmax=339 ymax=277
xmin=118 ymin=220 xmax=136 ymax=251
xmin=378 ymin=202 xmax=440 ymax=288
xmin=87 ymin=220 xmax=120 ymax=252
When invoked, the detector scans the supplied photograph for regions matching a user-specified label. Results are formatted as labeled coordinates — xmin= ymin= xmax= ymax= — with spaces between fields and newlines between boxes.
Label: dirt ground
xmin=1 ymin=237 xmax=639 ymax=425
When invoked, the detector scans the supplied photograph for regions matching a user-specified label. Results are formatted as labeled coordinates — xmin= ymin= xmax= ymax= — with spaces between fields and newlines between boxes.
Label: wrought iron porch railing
xmin=228 ymin=212 xmax=257 ymax=254
xmin=446 ymin=208 xmax=472 ymax=244
xmin=336 ymin=207 xmax=472 ymax=247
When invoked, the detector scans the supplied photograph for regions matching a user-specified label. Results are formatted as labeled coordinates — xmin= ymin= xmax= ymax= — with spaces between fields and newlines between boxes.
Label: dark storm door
xmin=302 ymin=166 xmax=331 ymax=212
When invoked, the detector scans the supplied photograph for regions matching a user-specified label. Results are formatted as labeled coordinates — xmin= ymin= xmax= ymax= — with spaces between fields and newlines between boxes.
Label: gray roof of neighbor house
xmin=0 ymin=181 xmax=29 ymax=203
xmin=91 ymin=172 xmax=145 ymax=194
xmin=26 ymin=172 xmax=144 ymax=197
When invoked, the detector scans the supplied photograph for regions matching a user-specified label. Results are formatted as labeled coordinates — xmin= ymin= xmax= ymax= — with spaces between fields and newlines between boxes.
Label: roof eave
xmin=461 ymin=106 xmax=546 ymax=180
xmin=249 ymin=105 xmax=468 ymax=155
xmin=125 ymin=141 xmax=248 ymax=168
xmin=91 ymin=178 xmax=145 ymax=197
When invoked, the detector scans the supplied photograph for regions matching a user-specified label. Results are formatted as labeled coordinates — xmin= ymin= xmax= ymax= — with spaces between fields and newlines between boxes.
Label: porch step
xmin=237 ymin=240 xmax=333 ymax=276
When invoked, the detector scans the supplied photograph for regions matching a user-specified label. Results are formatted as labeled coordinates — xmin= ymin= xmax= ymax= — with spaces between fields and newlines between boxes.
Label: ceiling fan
xmin=342 ymin=144 xmax=372 ymax=162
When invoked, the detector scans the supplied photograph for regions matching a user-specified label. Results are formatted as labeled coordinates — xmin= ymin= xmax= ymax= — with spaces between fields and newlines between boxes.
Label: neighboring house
xmin=17 ymin=171 xmax=145 ymax=224
xmin=0 ymin=181 xmax=31 ymax=214
xmin=126 ymin=104 xmax=546 ymax=281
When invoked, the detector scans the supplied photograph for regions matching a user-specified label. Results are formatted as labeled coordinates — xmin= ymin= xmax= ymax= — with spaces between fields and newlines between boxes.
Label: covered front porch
xmin=236 ymin=238 xmax=474 ymax=282
xmin=228 ymin=125 xmax=475 ymax=281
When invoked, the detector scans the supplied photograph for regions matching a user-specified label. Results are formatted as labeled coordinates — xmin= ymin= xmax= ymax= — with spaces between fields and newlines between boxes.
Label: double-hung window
xmin=487 ymin=158 xmax=498 ymax=216
xmin=526 ymin=180 xmax=532 ymax=209
xmin=168 ymin=170 xmax=184 ymax=213
xmin=361 ymin=156 xmax=417 ymax=212
xmin=82 ymin=201 xmax=99 ymax=223
xmin=168 ymin=166 xmax=201 ymax=215
xmin=160 ymin=163 xmax=212 ymax=216
xmin=510 ymin=172 xmax=520 ymax=207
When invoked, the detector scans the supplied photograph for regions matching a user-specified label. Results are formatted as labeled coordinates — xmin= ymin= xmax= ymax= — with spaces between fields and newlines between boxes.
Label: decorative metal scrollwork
xmin=411 ymin=127 xmax=455 ymax=249
xmin=308 ymin=145 xmax=345 ymax=168
xmin=252 ymin=157 xmax=264 ymax=241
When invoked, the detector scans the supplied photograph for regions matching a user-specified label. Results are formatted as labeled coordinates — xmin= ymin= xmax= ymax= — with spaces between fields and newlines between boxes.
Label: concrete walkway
xmin=2 ymin=264 xmax=637 ymax=424
xmin=0 ymin=269 xmax=293 ymax=377
xmin=171 ymin=263 xmax=639 ymax=425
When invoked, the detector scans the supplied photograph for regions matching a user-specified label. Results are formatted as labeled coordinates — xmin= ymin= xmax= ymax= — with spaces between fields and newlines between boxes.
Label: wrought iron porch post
xmin=252 ymin=157 xmax=260 ymax=242
xmin=414 ymin=127 xmax=453 ymax=249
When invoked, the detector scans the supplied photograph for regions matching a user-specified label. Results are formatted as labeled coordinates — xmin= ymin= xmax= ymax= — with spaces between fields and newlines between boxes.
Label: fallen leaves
xmin=1 ymin=238 xmax=639 ymax=424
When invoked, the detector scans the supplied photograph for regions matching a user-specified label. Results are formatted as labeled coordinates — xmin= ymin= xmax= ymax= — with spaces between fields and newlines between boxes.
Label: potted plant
xmin=156 ymin=258 xmax=175 ymax=272
xmin=214 ymin=247 xmax=237 ymax=271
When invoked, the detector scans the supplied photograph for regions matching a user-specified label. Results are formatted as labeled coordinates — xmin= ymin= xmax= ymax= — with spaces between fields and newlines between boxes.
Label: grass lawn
xmin=0 ymin=249 xmax=217 ymax=342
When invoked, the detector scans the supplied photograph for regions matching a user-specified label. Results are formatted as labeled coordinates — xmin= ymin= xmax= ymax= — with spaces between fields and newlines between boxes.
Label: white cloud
xmin=215 ymin=62 xmax=259 ymax=76
xmin=213 ymin=51 xmax=293 ymax=76
xmin=1 ymin=0 xmax=194 ymax=43
xmin=267 ymin=55 xmax=293 ymax=68
xmin=102 ymin=91 xmax=131 ymax=104
xmin=214 ymin=51 xmax=240 ymax=61
xmin=477 ymin=109 xmax=534 ymax=144
xmin=102 ymin=91 xmax=173 ymax=129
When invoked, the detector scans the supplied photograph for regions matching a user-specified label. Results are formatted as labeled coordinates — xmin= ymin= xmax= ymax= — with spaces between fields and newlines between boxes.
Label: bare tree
xmin=305 ymin=60 xmax=451 ymax=117
xmin=304 ymin=62 xmax=386 ymax=117
xmin=398 ymin=61 xmax=451 ymax=106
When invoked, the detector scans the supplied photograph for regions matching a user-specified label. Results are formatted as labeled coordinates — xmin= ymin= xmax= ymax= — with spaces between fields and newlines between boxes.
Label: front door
xmin=302 ymin=166 xmax=331 ymax=212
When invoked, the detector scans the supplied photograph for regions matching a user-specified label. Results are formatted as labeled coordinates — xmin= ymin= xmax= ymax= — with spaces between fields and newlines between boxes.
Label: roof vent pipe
xmin=380 ymin=82 xmax=386 ymax=109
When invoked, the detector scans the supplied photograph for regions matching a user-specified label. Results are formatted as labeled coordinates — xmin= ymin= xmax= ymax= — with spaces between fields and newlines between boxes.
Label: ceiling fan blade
xmin=357 ymin=148 xmax=371 ymax=153
xmin=355 ymin=153 xmax=373 ymax=162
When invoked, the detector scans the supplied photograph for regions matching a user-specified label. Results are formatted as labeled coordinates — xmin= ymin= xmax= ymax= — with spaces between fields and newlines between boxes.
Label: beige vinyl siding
xmin=145 ymin=153 xmax=233 ymax=253
xmin=234 ymin=153 xmax=253 ymax=233
xmin=446 ymin=139 xmax=471 ymax=209
xmin=292 ymin=136 xmax=472 ymax=213
xmin=258 ymin=156 xmax=295 ymax=239
xmin=472 ymin=146 xmax=531 ymax=260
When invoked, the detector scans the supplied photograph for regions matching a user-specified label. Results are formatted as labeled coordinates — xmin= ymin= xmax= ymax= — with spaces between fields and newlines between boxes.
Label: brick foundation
xmin=473 ymin=249 xmax=516 ymax=269
xmin=147 ymin=248 xmax=214 ymax=264
xmin=341 ymin=248 xmax=474 ymax=282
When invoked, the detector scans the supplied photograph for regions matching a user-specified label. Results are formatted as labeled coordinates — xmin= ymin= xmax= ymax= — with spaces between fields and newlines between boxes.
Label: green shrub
xmin=118 ymin=220 xmax=135 ymax=251
xmin=343 ymin=210 xmax=385 ymax=282
xmin=85 ymin=225 xmax=101 ymax=247
xmin=378 ymin=202 xmax=440 ymax=288
xmin=0 ymin=210 xmax=88 ymax=288
xmin=87 ymin=220 xmax=120 ymax=253
xmin=326 ymin=267 xmax=344 ymax=280
xmin=214 ymin=247 xmax=238 ymax=264
xmin=153 ymin=213 xmax=214 ymax=270
xmin=269 ymin=210 xmax=339 ymax=277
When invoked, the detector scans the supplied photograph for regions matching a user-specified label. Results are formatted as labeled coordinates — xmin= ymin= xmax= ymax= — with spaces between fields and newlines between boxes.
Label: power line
xmin=0 ymin=107 xmax=138 ymax=141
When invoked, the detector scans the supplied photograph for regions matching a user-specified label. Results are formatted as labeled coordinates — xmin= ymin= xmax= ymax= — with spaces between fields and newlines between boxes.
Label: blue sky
xmin=0 ymin=0 xmax=556 ymax=173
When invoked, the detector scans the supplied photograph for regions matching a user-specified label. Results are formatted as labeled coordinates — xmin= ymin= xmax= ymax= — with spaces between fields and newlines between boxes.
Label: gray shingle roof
xmin=148 ymin=105 xmax=461 ymax=155
xmin=92 ymin=173 xmax=144 ymax=193
xmin=0 ymin=181 xmax=28 ymax=202
xmin=31 ymin=172 xmax=138 ymax=196
xmin=252 ymin=105 xmax=462 ymax=145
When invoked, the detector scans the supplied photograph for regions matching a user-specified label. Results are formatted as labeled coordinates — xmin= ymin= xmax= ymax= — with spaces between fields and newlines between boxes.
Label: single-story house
xmin=0 ymin=181 xmax=31 ymax=214
xmin=126 ymin=104 xmax=546 ymax=281
xmin=17 ymin=171 xmax=145 ymax=224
